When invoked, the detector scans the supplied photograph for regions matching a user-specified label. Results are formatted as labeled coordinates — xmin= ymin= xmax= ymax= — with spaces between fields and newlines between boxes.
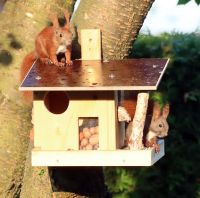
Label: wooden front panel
xmin=33 ymin=91 xmax=117 ymax=151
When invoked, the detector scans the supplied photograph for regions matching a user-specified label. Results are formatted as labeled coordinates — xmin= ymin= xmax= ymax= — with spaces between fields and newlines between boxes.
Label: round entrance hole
xmin=44 ymin=91 xmax=69 ymax=114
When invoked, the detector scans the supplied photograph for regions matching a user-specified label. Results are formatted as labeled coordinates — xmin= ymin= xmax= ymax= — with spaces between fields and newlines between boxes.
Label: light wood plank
xmin=20 ymin=85 xmax=156 ymax=91
xmin=81 ymin=29 xmax=101 ymax=60
xmin=34 ymin=91 xmax=117 ymax=151
xmin=32 ymin=140 xmax=164 ymax=167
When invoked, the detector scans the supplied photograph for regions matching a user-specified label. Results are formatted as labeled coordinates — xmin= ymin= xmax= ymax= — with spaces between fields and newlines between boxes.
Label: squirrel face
xmin=149 ymin=103 xmax=170 ymax=138
xmin=149 ymin=116 xmax=169 ymax=138
xmin=55 ymin=27 xmax=72 ymax=47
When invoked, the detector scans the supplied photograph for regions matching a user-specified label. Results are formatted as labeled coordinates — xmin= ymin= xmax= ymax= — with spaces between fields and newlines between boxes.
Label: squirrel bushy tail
xmin=20 ymin=51 xmax=36 ymax=104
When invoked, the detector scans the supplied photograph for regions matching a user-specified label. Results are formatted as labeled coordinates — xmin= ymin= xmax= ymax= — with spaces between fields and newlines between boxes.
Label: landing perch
xmin=32 ymin=140 xmax=164 ymax=167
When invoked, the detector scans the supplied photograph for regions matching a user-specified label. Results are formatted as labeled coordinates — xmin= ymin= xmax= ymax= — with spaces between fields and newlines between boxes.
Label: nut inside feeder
xmin=79 ymin=118 xmax=99 ymax=150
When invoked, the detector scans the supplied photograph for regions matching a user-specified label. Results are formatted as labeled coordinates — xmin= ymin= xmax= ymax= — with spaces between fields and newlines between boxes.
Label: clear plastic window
xmin=79 ymin=117 xmax=99 ymax=150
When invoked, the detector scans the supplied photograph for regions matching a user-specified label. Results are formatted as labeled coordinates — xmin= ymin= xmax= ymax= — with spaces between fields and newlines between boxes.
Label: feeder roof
xmin=19 ymin=58 xmax=169 ymax=91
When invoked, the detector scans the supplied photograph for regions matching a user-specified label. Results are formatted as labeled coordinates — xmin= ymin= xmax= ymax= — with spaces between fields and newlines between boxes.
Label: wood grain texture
xmin=128 ymin=93 xmax=149 ymax=150
xmin=33 ymin=91 xmax=117 ymax=150
xmin=20 ymin=58 xmax=169 ymax=91
xmin=32 ymin=140 xmax=165 ymax=166
xmin=81 ymin=29 xmax=101 ymax=60
xmin=71 ymin=0 xmax=155 ymax=60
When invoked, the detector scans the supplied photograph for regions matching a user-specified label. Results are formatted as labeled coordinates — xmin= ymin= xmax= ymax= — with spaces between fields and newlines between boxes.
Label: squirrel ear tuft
xmin=152 ymin=102 xmax=161 ymax=120
xmin=63 ymin=9 xmax=70 ymax=29
xmin=162 ymin=103 xmax=170 ymax=119
xmin=50 ymin=14 xmax=59 ymax=28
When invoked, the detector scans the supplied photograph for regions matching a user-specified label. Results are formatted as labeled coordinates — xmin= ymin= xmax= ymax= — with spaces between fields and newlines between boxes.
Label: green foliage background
xmin=104 ymin=32 xmax=200 ymax=198
xmin=178 ymin=0 xmax=200 ymax=5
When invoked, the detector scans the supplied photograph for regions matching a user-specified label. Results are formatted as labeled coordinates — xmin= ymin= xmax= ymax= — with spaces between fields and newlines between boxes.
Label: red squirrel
xmin=145 ymin=102 xmax=170 ymax=152
xmin=122 ymin=93 xmax=170 ymax=152
xmin=20 ymin=10 xmax=72 ymax=103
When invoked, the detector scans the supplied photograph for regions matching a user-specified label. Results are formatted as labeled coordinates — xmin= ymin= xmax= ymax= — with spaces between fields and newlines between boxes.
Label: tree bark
xmin=20 ymin=142 xmax=52 ymax=198
xmin=71 ymin=0 xmax=154 ymax=59
xmin=0 ymin=0 xmax=73 ymax=196
xmin=0 ymin=97 xmax=32 ymax=197
xmin=58 ymin=1 xmax=154 ymax=197
xmin=128 ymin=93 xmax=149 ymax=150
xmin=0 ymin=0 xmax=155 ymax=197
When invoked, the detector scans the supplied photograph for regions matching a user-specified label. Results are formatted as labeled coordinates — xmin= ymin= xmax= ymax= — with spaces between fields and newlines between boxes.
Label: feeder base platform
xmin=32 ymin=140 xmax=164 ymax=167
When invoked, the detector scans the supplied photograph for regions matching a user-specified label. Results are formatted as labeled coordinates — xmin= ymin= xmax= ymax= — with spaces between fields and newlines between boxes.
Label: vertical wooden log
xmin=128 ymin=93 xmax=149 ymax=150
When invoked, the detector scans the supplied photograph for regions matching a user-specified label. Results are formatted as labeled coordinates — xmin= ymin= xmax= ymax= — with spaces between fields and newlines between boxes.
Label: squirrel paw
xmin=153 ymin=144 xmax=160 ymax=153
xmin=57 ymin=62 xmax=66 ymax=67
xmin=66 ymin=60 xmax=73 ymax=66
xmin=40 ymin=58 xmax=53 ymax=65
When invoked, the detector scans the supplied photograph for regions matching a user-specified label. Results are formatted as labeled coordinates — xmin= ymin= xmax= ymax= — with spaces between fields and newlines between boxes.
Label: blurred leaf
xmin=150 ymin=92 xmax=169 ymax=109
xmin=38 ymin=169 xmax=45 ymax=176
xmin=177 ymin=0 xmax=191 ymax=5
xmin=195 ymin=0 xmax=200 ymax=5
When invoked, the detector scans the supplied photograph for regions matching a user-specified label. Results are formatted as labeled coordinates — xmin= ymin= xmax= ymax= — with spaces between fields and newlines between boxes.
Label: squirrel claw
xmin=153 ymin=144 xmax=160 ymax=153
xmin=57 ymin=62 xmax=65 ymax=67
xmin=40 ymin=58 xmax=53 ymax=65
xmin=66 ymin=60 xmax=73 ymax=66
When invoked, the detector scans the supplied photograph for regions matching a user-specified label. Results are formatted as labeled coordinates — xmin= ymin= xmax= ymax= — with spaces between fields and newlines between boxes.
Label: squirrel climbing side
xmin=20 ymin=10 xmax=73 ymax=103
xmin=145 ymin=102 xmax=170 ymax=152
xmin=122 ymin=94 xmax=170 ymax=153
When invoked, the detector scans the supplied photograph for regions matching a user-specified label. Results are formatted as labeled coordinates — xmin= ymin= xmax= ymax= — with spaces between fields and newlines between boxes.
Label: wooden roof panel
xmin=20 ymin=58 xmax=169 ymax=91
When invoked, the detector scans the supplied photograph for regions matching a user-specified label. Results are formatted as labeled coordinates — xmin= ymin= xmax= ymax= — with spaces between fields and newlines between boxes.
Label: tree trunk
xmin=71 ymin=0 xmax=154 ymax=59
xmin=0 ymin=97 xmax=31 ymax=197
xmin=0 ymin=0 xmax=75 ymax=102
xmin=0 ymin=0 xmax=154 ymax=197
xmin=20 ymin=142 xmax=52 ymax=198
xmin=0 ymin=0 xmax=73 ymax=196
xmin=69 ymin=1 xmax=155 ymax=197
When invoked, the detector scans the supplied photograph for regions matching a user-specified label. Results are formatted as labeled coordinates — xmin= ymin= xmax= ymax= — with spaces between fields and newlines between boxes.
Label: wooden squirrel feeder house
xmin=20 ymin=29 xmax=169 ymax=166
